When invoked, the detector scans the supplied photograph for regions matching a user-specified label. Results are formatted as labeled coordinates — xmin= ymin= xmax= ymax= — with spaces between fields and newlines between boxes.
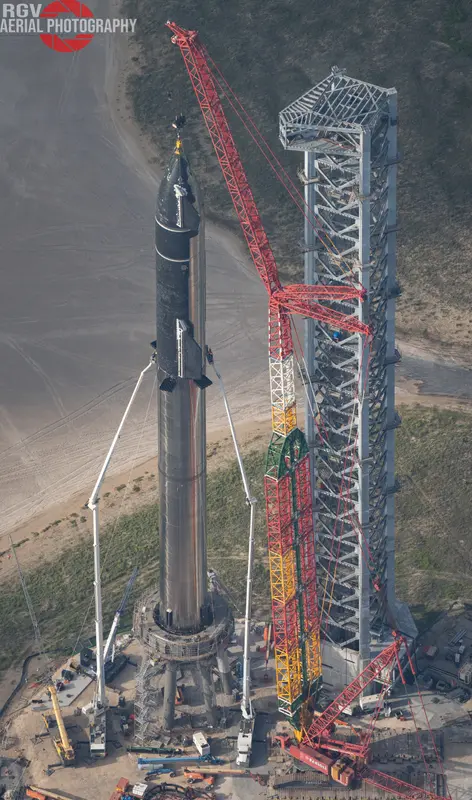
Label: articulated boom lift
xmin=168 ymin=23 xmax=450 ymax=800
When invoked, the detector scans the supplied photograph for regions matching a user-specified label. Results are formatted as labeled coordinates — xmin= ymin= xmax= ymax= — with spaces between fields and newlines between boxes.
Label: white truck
xmin=236 ymin=717 xmax=254 ymax=766
xmin=193 ymin=731 xmax=210 ymax=757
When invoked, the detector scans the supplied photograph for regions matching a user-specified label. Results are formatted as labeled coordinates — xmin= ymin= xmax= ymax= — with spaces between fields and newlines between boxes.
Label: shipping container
xmin=116 ymin=779 xmax=129 ymax=793
xmin=193 ymin=731 xmax=210 ymax=756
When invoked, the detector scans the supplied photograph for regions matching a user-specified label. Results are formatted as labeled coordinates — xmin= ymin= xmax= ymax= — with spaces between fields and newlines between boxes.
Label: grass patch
xmin=396 ymin=406 xmax=472 ymax=613
xmin=2 ymin=406 xmax=472 ymax=673
xmin=0 ymin=450 xmax=269 ymax=674
xmin=14 ymin=538 xmax=29 ymax=549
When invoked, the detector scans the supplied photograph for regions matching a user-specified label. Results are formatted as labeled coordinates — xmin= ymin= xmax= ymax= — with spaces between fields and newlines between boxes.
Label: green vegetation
xmin=123 ymin=0 xmax=472 ymax=345
xmin=395 ymin=406 xmax=472 ymax=613
xmin=2 ymin=406 xmax=472 ymax=672
xmin=0 ymin=449 xmax=269 ymax=673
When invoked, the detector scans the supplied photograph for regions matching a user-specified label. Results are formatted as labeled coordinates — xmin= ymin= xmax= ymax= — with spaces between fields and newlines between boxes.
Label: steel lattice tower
xmin=280 ymin=68 xmax=404 ymax=687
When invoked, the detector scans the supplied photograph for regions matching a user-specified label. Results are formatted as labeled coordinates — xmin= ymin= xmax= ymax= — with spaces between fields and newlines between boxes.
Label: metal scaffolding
xmin=280 ymin=68 xmax=400 ymax=677
xmin=134 ymin=658 xmax=163 ymax=744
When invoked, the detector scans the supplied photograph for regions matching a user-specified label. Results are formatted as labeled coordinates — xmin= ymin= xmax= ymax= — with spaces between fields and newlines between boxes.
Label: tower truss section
xmin=280 ymin=68 xmax=402 ymax=682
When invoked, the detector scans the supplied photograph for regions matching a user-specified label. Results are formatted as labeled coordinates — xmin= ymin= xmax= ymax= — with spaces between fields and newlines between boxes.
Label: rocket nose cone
xmin=156 ymin=143 xmax=201 ymax=232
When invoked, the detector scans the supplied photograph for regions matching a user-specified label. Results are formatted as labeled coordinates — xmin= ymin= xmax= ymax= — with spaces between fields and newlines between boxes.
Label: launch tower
xmin=280 ymin=68 xmax=416 ymax=689
xmin=134 ymin=128 xmax=233 ymax=737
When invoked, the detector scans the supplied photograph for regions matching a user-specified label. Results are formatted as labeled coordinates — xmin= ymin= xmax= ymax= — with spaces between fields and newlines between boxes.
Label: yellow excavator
xmin=42 ymin=683 xmax=75 ymax=765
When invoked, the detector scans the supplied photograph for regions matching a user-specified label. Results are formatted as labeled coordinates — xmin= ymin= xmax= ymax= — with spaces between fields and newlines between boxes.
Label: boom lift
xmin=103 ymin=567 xmax=138 ymax=665
xmin=87 ymin=356 xmax=154 ymax=756
xmin=167 ymin=23 xmax=451 ymax=800
xmin=206 ymin=350 xmax=256 ymax=766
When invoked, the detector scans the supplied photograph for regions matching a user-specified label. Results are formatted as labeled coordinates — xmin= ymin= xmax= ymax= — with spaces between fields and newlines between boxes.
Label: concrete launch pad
xmin=32 ymin=673 xmax=92 ymax=711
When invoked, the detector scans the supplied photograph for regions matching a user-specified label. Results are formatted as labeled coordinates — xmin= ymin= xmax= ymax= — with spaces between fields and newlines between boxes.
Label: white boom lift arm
xmin=206 ymin=349 xmax=256 ymax=721
xmin=87 ymin=356 xmax=154 ymax=723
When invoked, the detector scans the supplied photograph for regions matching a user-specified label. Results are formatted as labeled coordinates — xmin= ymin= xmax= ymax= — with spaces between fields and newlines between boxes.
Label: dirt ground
xmin=2 ymin=631 xmax=270 ymax=800
xmin=3 ymin=366 xmax=472 ymax=588
xmin=4 ymin=643 xmax=146 ymax=798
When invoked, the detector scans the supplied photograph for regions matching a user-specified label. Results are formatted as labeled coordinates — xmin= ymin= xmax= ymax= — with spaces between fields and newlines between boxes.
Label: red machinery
xmin=166 ymin=18 xmax=367 ymax=724
xmin=167 ymin=23 xmax=451 ymax=800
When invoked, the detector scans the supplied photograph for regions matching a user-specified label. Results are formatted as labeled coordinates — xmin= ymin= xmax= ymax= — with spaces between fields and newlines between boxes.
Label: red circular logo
xmin=40 ymin=0 xmax=94 ymax=52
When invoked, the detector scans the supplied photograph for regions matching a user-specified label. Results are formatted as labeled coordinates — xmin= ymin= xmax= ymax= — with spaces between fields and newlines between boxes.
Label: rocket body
xmin=155 ymin=141 xmax=210 ymax=633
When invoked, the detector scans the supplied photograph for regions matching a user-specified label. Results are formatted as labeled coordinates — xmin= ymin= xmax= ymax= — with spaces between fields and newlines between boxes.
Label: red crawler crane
xmin=277 ymin=635 xmax=448 ymax=798
xmin=167 ymin=23 xmax=451 ymax=800
xmin=167 ymin=20 xmax=368 ymax=722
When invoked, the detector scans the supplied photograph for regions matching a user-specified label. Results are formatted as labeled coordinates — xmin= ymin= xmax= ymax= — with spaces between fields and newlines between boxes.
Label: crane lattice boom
xmin=168 ymin=20 xmax=370 ymax=722
xmin=168 ymin=24 xmax=452 ymax=800
xmin=361 ymin=767 xmax=444 ymax=800
xmin=304 ymin=637 xmax=403 ymax=744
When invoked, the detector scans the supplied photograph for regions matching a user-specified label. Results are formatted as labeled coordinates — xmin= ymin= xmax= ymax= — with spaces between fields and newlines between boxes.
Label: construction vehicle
xmin=27 ymin=789 xmax=85 ymax=800
xmin=184 ymin=771 xmax=215 ymax=787
xmin=87 ymin=359 xmax=154 ymax=757
xmin=359 ymin=693 xmax=385 ymax=713
xmin=144 ymin=767 xmax=176 ymax=780
xmin=41 ymin=683 xmax=75 ymax=765
xmin=167 ymin=23 xmax=452 ymax=800
xmin=138 ymin=755 xmax=223 ymax=768
xmin=205 ymin=353 xmax=257 ymax=766
xmin=108 ymin=778 xmax=130 ymax=800
xmin=184 ymin=767 xmax=267 ymax=785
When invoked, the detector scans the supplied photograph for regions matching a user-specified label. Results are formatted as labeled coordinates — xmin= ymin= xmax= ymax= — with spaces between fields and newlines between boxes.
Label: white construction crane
xmin=87 ymin=355 xmax=154 ymax=757
xmin=103 ymin=566 xmax=138 ymax=665
xmin=206 ymin=349 xmax=256 ymax=767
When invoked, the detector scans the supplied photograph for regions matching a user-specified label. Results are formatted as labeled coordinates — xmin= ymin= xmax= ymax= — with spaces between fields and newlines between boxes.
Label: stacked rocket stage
xmin=135 ymin=128 xmax=233 ymax=732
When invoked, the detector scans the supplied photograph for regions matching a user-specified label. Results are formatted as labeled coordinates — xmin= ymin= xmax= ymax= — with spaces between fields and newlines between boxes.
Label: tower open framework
xmin=280 ymin=68 xmax=415 ymax=688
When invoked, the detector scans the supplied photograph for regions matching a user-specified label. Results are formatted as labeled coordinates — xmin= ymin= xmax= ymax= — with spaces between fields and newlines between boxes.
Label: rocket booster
xmin=155 ymin=130 xmax=211 ymax=634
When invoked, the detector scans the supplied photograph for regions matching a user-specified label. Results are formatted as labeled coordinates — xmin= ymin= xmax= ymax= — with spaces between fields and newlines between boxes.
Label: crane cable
xmin=198 ymin=45 xmax=387 ymax=620
xmin=202 ymin=49 xmax=385 ymax=628
xmin=179 ymin=33 xmax=449 ymax=793
xmin=204 ymin=47 xmax=362 ymax=286
xmin=9 ymin=534 xmax=52 ymax=678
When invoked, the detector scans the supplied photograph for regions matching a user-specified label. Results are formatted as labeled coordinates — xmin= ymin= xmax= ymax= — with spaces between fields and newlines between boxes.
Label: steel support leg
xmin=163 ymin=662 xmax=177 ymax=730
xmin=216 ymin=647 xmax=232 ymax=696
xmin=200 ymin=664 xmax=217 ymax=727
